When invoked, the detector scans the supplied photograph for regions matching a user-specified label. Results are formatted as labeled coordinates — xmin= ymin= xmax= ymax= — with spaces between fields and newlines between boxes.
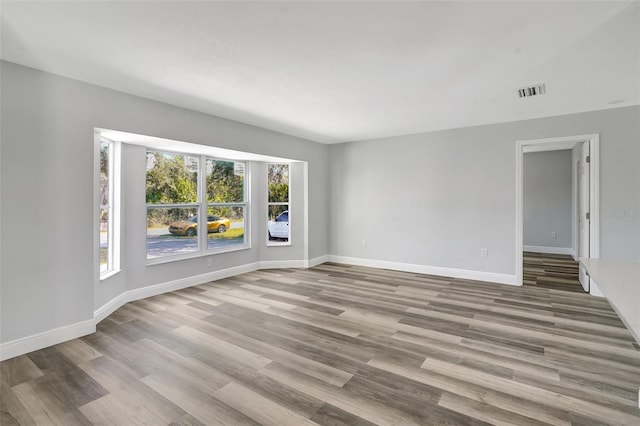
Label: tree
xmin=205 ymin=160 xmax=244 ymax=219
xmin=100 ymin=142 xmax=109 ymax=207
xmin=146 ymin=152 xmax=198 ymax=227
xmin=207 ymin=160 xmax=243 ymax=204
xmin=146 ymin=152 xmax=197 ymax=203
xmin=268 ymin=164 xmax=289 ymax=203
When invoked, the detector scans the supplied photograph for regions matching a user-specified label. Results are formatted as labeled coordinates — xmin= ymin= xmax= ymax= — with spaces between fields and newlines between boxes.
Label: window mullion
xmin=147 ymin=203 xmax=200 ymax=208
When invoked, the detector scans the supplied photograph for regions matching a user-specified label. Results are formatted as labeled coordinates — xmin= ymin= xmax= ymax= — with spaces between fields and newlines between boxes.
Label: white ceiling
xmin=1 ymin=1 xmax=639 ymax=144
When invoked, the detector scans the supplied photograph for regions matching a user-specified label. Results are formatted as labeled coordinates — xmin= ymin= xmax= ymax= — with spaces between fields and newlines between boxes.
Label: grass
xmin=155 ymin=228 xmax=244 ymax=240
xmin=207 ymin=228 xmax=244 ymax=239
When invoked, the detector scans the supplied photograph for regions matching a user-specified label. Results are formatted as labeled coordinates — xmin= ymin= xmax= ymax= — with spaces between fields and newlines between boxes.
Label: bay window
xmin=146 ymin=150 xmax=248 ymax=261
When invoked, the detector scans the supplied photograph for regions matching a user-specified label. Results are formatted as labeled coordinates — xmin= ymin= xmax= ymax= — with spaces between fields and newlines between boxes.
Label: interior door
xmin=578 ymin=142 xmax=590 ymax=292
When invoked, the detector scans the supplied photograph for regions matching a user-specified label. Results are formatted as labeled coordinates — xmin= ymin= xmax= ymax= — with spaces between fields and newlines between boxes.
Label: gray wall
xmin=0 ymin=61 xmax=330 ymax=344
xmin=2 ymin=58 xmax=639 ymax=349
xmin=330 ymin=105 xmax=640 ymax=276
xmin=523 ymin=150 xmax=573 ymax=249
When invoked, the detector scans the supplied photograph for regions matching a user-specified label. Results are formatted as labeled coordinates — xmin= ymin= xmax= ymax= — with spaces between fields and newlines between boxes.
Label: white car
xmin=268 ymin=211 xmax=289 ymax=240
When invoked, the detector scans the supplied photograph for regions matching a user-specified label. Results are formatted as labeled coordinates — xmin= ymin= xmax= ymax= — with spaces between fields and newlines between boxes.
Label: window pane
xmin=207 ymin=206 xmax=245 ymax=250
xmin=267 ymin=204 xmax=289 ymax=242
xmin=147 ymin=207 xmax=199 ymax=259
xmin=100 ymin=208 xmax=109 ymax=273
xmin=268 ymin=164 xmax=289 ymax=203
xmin=206 ymin=159 xmax=245 ymax=203
xmin=100 ymin=141 xmax=109 ymax=206
xmin=146 ymin=151 xmax=198 ymax=204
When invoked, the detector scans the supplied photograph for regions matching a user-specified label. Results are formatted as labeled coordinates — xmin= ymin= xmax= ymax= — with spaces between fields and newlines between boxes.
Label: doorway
xmin=522 ymin=148 xmax=580 ymax=292
xmin=515 ymin=134 xmax=600 ymax=293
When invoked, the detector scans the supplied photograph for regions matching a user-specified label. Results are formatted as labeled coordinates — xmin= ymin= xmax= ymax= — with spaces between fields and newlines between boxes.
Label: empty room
xmin=1 ymin=1 xmax=639 ymax=425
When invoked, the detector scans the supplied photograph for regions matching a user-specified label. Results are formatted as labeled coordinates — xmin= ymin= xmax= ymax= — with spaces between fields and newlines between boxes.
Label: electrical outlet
xmin=551 ymin=231 xmax=557 ymax=238
xmin=480 ymin=248 xmax=488 ymax=258
xmin=362 ymin=239 xmax=367 ymax=248
xmin=206 ymin=257 xmax=213 ymax=267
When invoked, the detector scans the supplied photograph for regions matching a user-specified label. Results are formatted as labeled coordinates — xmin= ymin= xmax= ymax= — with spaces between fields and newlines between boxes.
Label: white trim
xmin=93 ymin=292 xmax=130 ymax=325
xmin=572 ymin=158 xmax=580 ymax=262
xmin=112 ymin=140 xmax=122 ymax=273
xmin=523 ymin=245 xmax=575 ymax=256
xmin=94 ymin=132 xmax=101 ymax=287
xmin=259 ymin=260 xmax=307 ymax=269
xmin=589 ymin=135 xmax=600 ymax=261
xmin=303 ymin=161 xmax=309 ymax=265
xmin=523 ymin=140 xmax=578 ymax=153
xmin=99 ymin=269 xmax=121 ymax=281
xmin=307 ymin=255 xmax=329 ymax=268
xmin=569 ymin=248 xmax=577 ymax=261
xmin=0 ymin=320 xmax=95 ymax=361
xmin=328 ymin=255 xmax=517 ymax=285
xmin=515 ymin=134 xmax=600 ymax=288
xmin=259 ymin=255 xmax=329 ymax=269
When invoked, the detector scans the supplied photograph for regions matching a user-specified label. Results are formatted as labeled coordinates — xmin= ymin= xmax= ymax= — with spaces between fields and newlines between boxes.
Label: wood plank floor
xmin=523 ymin=252 xmax=584 ymax=293
xmin=2 ymin=263 xmax=640 ymax=425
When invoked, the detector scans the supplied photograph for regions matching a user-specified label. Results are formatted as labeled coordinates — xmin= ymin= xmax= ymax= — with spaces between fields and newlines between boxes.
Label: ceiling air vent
xmin=518 ymin=83 xmax=545 ymax=98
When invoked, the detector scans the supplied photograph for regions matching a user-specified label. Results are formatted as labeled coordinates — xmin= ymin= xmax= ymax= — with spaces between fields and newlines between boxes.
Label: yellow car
xmin=168 ymin=215 xmax=231 ymax=236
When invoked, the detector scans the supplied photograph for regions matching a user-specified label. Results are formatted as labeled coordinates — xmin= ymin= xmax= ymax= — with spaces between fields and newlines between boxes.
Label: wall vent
xmin=518 ymin=83 xmax=545 ymax=98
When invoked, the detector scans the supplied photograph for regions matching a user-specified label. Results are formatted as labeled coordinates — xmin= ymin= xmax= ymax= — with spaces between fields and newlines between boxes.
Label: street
xmin=146 ymin=235 xmax=244 ymax=258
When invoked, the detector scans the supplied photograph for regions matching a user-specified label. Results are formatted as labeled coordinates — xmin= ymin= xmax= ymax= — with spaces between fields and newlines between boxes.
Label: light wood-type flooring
xmin=523 ymin=252 xmax=584 ymax=293
xmin=2 ymin=263 xmax=640 ymax=425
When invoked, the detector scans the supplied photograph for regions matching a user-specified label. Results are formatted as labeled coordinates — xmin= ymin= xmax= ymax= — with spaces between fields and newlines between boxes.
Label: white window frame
xmin=146 ymin=150 xmax=250 ymax=264
xmin=205 ymin=157 xmax=249 ymax=254
xmin=99 ymin=136 xmax=121 ymax=279
xmin=266 ymin=163 xmax=291 ymax=247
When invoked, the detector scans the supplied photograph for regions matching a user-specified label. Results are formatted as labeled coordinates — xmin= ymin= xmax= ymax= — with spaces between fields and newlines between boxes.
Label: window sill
xmin=100 ymin=269 xmax=121 ymax=281
xmin=266 ymin=241 xmax=292 ymax=247
xmin=146 ymin=244 xmax=251 ymax=266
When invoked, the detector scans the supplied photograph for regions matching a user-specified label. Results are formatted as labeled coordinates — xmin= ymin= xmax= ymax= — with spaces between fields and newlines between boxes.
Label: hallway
xmin=523 ymin=251 xmax=584 ymax=293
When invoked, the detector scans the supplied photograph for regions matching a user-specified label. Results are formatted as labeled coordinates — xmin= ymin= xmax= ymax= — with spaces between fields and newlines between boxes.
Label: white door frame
xmin=515 ymin=134 xmax=600 ymax=291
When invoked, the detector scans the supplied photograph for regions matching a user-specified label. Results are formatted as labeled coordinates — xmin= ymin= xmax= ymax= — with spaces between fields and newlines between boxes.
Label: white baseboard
xmin=523 ymin=245 xmax=575 ymax=256
xmin=94 ymin=292 xmax=130 ymax=324
xmin=569 ymin=248 xmax=577 ymax=261
xmin=307 ymin=255 xmax=329 ymax=268
xmin=257 ymin=255 xmax=329 ymax=270
xmin=259 ymin=260 xmax=307 ymax=269
xmin=0 ymin=319 xmax=95 ymax=361
xmin=328 ymin=255 xmax=517 ymax=286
